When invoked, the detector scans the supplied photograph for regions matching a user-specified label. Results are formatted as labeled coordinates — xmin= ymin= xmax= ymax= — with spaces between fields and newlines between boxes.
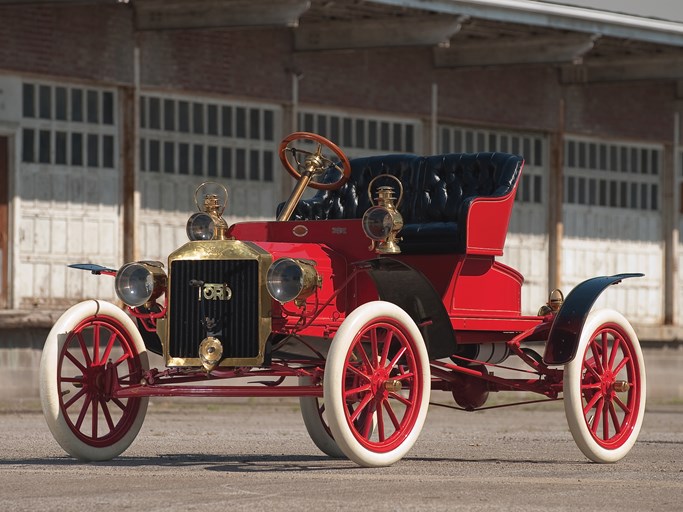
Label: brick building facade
xmin=0 ymin=0 xmax=682 ymax=340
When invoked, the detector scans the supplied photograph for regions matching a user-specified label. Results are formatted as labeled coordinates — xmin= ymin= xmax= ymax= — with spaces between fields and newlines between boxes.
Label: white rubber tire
xmin=564 ymin=309 xmax=646 ymax=463
xmin=40 ymin=300 xmax=149 ymax=461
xmin=324 ymin=301 xmax=430 ymax=467
xmin=299 ymin=376 xmax=346 ymax=458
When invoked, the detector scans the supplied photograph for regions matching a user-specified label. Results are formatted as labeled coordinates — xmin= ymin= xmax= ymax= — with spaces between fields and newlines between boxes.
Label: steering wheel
xmin=279 ymin=132 xmax=351 ymax=191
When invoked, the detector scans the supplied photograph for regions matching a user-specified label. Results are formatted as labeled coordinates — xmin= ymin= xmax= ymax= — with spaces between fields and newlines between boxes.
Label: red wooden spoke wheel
xmin=324 ymin=301 xmax=430 ymax=467
xmin=40 ymin=301 xmax=149 ymax=461
xmin=564 ymin=309 xmax=646 ymax=463
xmin=278 ymin=131 xmax=351 ymax=191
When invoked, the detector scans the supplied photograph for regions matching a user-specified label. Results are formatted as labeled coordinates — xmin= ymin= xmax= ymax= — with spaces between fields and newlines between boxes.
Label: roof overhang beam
xmin=561 ymin=56 xmax=683 ymax=83
xmin=295 ymin=15 xmax=466 ymax=51
xmin=435 ymin=33 xmax=599 ymax=67
xmin=369 ymin=0 xmax=683 ymax=47
xmin=134 ymin=0 xmax=311 ymax=31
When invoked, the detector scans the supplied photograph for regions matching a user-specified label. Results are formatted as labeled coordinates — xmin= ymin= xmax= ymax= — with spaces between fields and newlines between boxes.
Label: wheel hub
xmin=370 ymin=368 xmax=390 ymax=399
xmin=597 ymin=368 xmax=629 ymax=396
xmin=384 ymin=379 xmax=403 ymax=393
xmin=83 ymin=363 xmax=112 ymax=401
xmin=612 ymin=380 xmax=630 ymax=393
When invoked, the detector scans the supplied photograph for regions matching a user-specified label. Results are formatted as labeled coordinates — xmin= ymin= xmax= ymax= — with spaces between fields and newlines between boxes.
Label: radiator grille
xmin=168 ymin=259 xmax=260 ymax=359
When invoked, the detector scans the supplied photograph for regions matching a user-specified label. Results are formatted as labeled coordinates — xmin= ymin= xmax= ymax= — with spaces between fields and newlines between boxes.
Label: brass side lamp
xmin=186 ymin=182 xmax=230 ymax=241
xmin=362 ymin=174 xmax=404 ymax=254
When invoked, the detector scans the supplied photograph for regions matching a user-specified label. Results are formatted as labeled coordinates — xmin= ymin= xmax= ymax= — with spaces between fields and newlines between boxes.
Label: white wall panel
xmin=562 ymin=137 xmax=663 ymax=324
xmin=15 ymin=80 xmax=121 ymax=307
xmin=138 ymin=93 xmax=284 ymax=263
xmin=503 ymin=232 xmax=548 ymax=315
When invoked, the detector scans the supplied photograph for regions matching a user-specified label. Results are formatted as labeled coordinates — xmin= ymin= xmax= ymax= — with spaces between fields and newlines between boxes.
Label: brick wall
xmin=564 ymin=81 xmax=676 ymax=141
xmin=0 ymin=3 xmax=678 ymax=141
xmin=138 ymin=28 xmax=293 ymax=101
xmin=0 ymin=3 xmax=134 ymax=84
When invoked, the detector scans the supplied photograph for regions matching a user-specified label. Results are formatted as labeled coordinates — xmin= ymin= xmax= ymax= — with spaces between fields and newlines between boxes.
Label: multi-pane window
xmin=21 ymin=82 xmax=116 ymax=169
xmin=297 ymin=109 xmax=419 ymax=156
xmin=564 ymin=138 xmax=660 ymax=211
xmin=139 ymin=95 xmax=278 ymax=182
xmin=438 ymin=125 xmax=545 ymax=204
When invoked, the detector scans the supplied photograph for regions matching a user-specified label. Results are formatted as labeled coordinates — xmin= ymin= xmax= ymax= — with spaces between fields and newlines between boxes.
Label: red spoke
xmin=100 ymin=332 xmax=118 ymax=365
xmin=64 ymin=351 xmax=87 ymax=374
xmin=612 ymin=355 xmax=630 ymax=376
xmin=91 ymin=399 xmax=99 ymax=439
xmin=608 ymin=336 xmax=622 ymax=370
xmin=355 ymin=342 xmax=373 ymax=371
xmin=585 ymin=363 xmax=602 ymax=382
xmin=114 ymin=352 xmax=130 ymax=366
xmin=590 ymin=340 xmax=603 ymax=374
xmin=581 ymin=382 xmax=602 ymax=391
xmin=384 ymin=399 xmax=401 ymax=430
xmin=601 ymin=332 xmax=609 ymax=372
xmin=387 ymin=346 xmax=408 ymax=369
xmin=93 ymin=326 xmax=101 ymax=365
xmin=377 ymin=405 xmax=386 ymax=442
xmin=380 ymin=329 xmax=392 ymax=367
xmin=388 ymin=391 xmax=412 ymax=407
xmin=602 ymin=398 xmax=610 ymax=440
xmin=76 ymin=332 xmax=92 ymax=366
xmin=345 ymin=383 xmax=372 ymax=398
xmin=608 ymin=401 xmax=622 ymax=435
xmin=370 ymin=329 xmax=379 ymax=369
xmin=75 ymin=394 xmax=93 ymax=431
xmin=349 ymin=392 xmax=374 ymax=423
xmin=393 ymin=371 xmax=415 ymax=382
xmin=63 ymin=387 xmax=87 ymax=410
xmin=359 ymin=407 xmax=375 ymax=439
xmin=346 ymin=363 xmax=372 ymax=382
xmin=590 ymin=397 xmax=604 ymax=435
xmin=583 ymin=390 xmax=603 ymax=415
xmin=112 ymin=397 xmax=128 ymax=412
xmin=100 ymin=399 xmax=116 ymax=433
xmin=61 ymin=376 xmax=85 ymax=384
xmin=613 ymin=394 xmax=631 ymax=415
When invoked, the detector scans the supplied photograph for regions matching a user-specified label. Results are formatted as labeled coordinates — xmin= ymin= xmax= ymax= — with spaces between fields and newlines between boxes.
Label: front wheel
xmin=40 ymin=300 xmax=149 ymax=461
xmin=324 ymin=301 xmax=431 ymax=467
xmin=563 ymin=309 xmax=646 ymax=463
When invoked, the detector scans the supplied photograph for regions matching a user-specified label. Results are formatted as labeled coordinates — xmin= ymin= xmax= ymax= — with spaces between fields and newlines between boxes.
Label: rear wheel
xmin=40 ymin=300 xmax=149 ymax=461
xmin=324 ymin=301 xmax=430 ymax=467
xmin=299 ymin=376 xmax=346 ymax=458
xmin=564 ymin=309 xmax=646 ymax=463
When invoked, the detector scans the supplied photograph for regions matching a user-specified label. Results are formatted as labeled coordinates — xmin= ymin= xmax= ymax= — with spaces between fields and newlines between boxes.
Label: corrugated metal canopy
xmin=3 ymin=0 xmax=682 ymax=81
xmin=296 ymin=0 xmax=683 ymax=81
xmin=365 ymin=0 xmax=683 ymax=46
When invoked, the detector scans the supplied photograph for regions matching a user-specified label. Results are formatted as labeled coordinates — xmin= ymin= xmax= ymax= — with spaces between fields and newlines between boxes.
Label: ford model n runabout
xmin=40 ymin=132 xmax=646 ymax=467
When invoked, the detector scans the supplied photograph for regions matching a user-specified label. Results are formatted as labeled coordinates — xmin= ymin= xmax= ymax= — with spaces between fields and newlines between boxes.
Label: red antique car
xmin=39 ymin=132 xmax=646 ymax=467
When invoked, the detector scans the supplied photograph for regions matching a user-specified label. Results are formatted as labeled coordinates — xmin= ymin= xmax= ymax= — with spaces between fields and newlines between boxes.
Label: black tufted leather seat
xmin=280 ymin=152 xmax=523 ymax=255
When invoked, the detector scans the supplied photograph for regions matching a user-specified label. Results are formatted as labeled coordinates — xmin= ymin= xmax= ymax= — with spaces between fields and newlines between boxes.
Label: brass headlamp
xmin=186 ymin=182 xmax=230 ymax=241
xmin=362 ymin=174 xmax=404 ymax=254
xmin=115 ymin=261 xmax=167 ymax=308
xmin=266 ymin=258 xmax=321 ymax=306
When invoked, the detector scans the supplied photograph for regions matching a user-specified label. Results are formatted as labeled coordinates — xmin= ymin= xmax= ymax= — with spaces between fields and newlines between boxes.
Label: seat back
xmin=280 ymin=151 xmax=523 ymax=255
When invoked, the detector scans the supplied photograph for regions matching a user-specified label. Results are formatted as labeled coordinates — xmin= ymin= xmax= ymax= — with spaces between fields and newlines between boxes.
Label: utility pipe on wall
xmin=431 ymin=83 xmax=438 ymax=155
